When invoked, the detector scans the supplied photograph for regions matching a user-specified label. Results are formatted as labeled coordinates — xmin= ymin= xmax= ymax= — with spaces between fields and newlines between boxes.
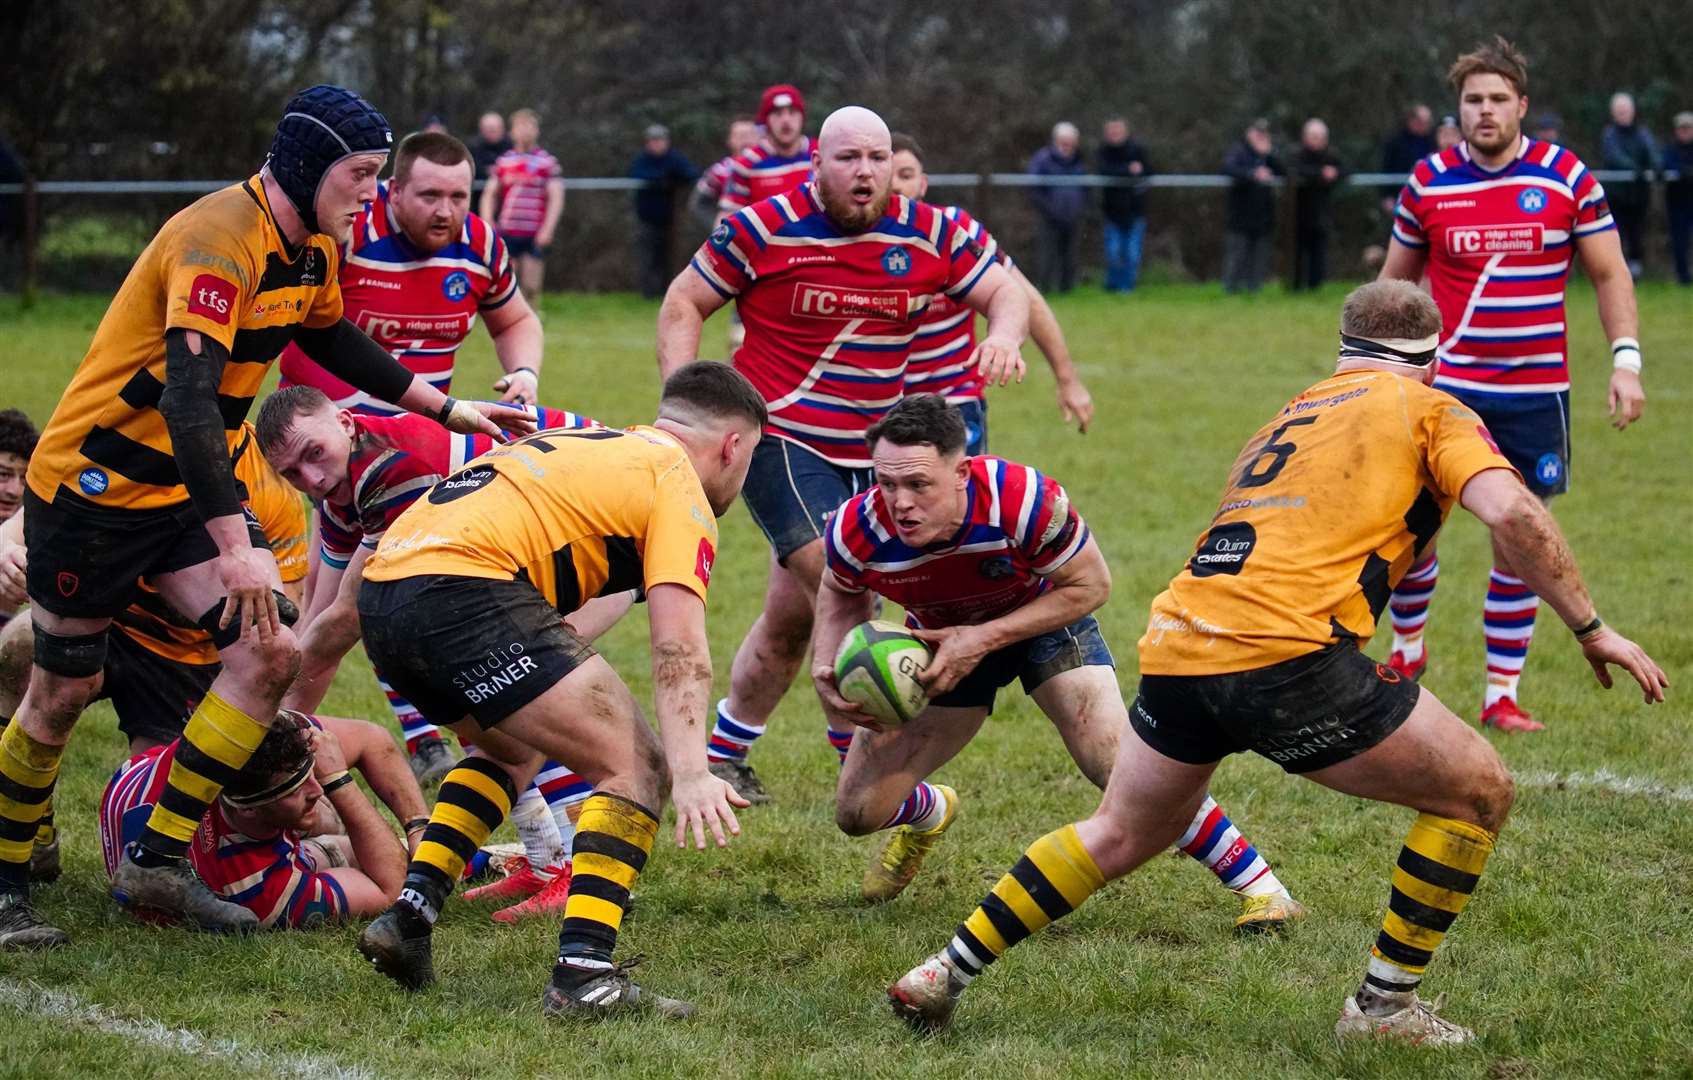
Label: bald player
xmin=657 ymin=106 xmax=1030 ymax=803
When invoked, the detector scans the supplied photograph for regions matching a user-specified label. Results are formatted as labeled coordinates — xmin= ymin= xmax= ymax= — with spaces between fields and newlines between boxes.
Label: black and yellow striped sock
xmin=555 ymin=793 xmax=657 ymax=978
xmin=399 ymin=757 xmax=517 ymax=923
xmin=0 ymin=720 xmax=63 ymax=893
xmin=1361 ymin=813 xmax=1496 ymax=1006
xmin=133 ymin=692 xmax=269 ymax=864
xmin=944 ymin=823 xmax=1105 ymax=983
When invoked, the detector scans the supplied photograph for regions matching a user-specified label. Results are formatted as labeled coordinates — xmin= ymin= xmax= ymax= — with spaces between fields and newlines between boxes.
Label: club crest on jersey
xmin=442 ymin=271 xmax=471 ymax=302
xmin=1517 ymin=188 xmax=1547 ymax=214
xmin=709 ymin=222 xmax=734 ymax=251
xmin=77 ymin=467 xmax=108 ymax=496
xmin=881 ymin=245 xmax=912 ymax=277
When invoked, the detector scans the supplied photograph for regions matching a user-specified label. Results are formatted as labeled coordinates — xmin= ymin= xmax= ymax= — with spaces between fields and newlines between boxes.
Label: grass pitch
xmin=0 ymin=282 xmax=1689 ymax=1078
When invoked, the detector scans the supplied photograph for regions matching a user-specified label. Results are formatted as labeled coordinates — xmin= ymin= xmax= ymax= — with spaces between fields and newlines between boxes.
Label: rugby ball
xmin=833 ymin=620 xmax=932 ymax=727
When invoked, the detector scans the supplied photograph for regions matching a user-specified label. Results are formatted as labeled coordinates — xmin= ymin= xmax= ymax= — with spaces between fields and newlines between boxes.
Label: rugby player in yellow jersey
xmin=353 ymin=362 xmax=767 ymax=1019
xmin=0 ymin=86 xmax=533 ymax=949
xmin=888 ymin=281 xmax=1666 ymax=1044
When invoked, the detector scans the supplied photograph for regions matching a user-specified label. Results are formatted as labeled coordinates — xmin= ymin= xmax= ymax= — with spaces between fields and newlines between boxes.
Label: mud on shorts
xmin=740 ymin=436 xmax=872 ymax=563
xmin=358 ymin=575 xmax=597 ymax=730
xmin=1128 ymin=642 xmax=1420 ymax=773
xmin=931 ymin=614 xmax=1114 ymax=713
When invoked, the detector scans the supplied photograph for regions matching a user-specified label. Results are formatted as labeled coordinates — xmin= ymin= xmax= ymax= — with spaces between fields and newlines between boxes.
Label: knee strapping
xmin=32 ymin=625 xmax=108 ymax=678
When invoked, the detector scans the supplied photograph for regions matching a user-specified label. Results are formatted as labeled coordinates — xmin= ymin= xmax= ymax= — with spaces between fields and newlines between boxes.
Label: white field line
xmin=0 ymin=980 xmax=383 ymax=1080
xmin=1518 ymin=769 xmax=1693 ymax=803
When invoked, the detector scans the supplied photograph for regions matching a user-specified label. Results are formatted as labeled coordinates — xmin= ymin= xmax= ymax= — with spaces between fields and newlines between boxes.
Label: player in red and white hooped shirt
xmin=100 ymin=711 xmax=415 ymax=928
xmin=691 ymin=116 xmax=759 ymax=231
xmin=808 ymin=395 xmax=1302 ymax=923
xmin=252 ymin=386 xmax=630 ymax=921
xmin=480 ymin=108 xmax=566 ymax=301
xmin=657 ymin=106 xmax=1031 ymax=804
xmin=717 ymin=85 xmax=815 ymax=216
xmin=280 ymin=131 xmax=546 ymax=416
xmin=889 ymin=132 xmax=1094 ymax=455
xmin=1378 ymin=38 xmax=1647 ymax=733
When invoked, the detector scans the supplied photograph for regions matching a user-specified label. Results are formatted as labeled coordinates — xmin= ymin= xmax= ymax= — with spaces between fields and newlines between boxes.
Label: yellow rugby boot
xmin=1234 ymin=890 xmax=1307 ymax=933
xmin=862 ymin=786 xmax=958 ymax=903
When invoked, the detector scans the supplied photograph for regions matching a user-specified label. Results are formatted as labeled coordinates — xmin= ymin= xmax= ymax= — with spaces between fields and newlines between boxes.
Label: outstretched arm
xmin=657 ymin=269 xmax=731 ymax=377
xmin=1009 ymin=264 xmax=1092 ymax=432
xmin=960 ymin=261 xmax=1031 ymax=387
xmin=282 ymin=546 xmax=367 ymax=713
xmin=483 ymin=289 xmax=545 ymax=405
xmin=1575 ymin=228 xmax=1644 ymax=430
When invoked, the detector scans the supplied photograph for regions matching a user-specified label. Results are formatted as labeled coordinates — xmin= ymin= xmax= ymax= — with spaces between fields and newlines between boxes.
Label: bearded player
xmin=890 ymin=133 xmax=1093 ymax=452
xmin=278 ymin=130 xmax=548 ymax=776
xmin=814 ymin=395 xmax=1303 ymax=926
xmin=0 ymin=86 xmax=531 ymax=949
xmin=1378 ymin=38 xmax=1646 ymax=733
xmin=658 ymin=105 xmax=1030 ymax=804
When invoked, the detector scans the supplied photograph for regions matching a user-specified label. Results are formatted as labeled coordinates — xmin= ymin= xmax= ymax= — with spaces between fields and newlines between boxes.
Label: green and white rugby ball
xmin=833 ymin=620 xmax=932 ymax=727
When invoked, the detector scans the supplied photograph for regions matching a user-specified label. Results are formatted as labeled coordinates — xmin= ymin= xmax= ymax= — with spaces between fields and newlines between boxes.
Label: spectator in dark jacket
xmin=1290 ymin=118 xmax=1344 ymax=290
xmin=1601 ymin=92 xmax=1659 ymax=279
xmin=1221 ymin=120 xmax=1284 ymax=294
xmin=1664 ymin=111 xmax=1693 ymax=285
xmin=1028 ymin=122 xmax=1087 ymax=293
xmin=1096 ymin=117 xmax=1151 ymax=292
xmin=628 ymin=124 xmax=700 ymax=298
xmin=469 ymin=111 xmax=512 ymax=181
xmin=1379 ymin=105 xmax=1435 ymax=213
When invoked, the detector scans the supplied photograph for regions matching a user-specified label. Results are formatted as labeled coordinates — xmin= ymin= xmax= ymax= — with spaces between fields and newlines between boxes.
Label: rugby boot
xmin=888 ymin=952 xmax=969 ymax=1033
xmin=111 ymin=851 xmax=258 ymax=933
xmin=1234 ymin=890 xmax=1307 ymax=933
xmin=1385 ymin=648 xmax=1427 ymax=682
xmin=1480 ymin=698 xmax=1544 ymax=733
xmin=462 ymin=855 xmax=548 ymax=902
xmin=707 ymin=759 xmax=770 ymax=805
xmin=408 ymin=736 xmax=458 ymax=786
xmin=492 ymin=862 xmax=572 ymax=924
xmin=0 ymin=891 xmax=69 ymax=950
xmin=358 ymin=903 xmax=436 ymax=991
xmin=862 ymin=785 xmax=958 ymax=903
xmin=29 ymin=835 xmax=61 ymax=884
xmin=542 ymin=957 xmax=695 ymax=1020
xmin=1335 ymin=992 xmax=1476 ymax=1046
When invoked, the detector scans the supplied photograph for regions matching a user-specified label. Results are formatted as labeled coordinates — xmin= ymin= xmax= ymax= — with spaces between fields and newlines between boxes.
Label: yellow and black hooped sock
xmin=400 ymin=757 xmax=517 ymax=923
xmin=134 ymin=692 xmax=269 ymax=864
xmin=944 ymin=823 xmax=1106 ymax=983
xmin=1363 ymin=813 xmax=1496 ymax=1002
xmin=555 ymin=793 xmax=658 ymax=978
xmin=0 ymin=720 xmax=64 ymax=892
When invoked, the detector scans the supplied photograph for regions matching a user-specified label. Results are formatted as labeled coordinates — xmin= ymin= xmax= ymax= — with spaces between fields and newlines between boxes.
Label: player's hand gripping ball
xmin=833 ymin=620 xmax=932 ymax=727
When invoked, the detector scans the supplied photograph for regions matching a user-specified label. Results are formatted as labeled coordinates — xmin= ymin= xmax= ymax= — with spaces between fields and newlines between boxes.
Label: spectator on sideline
xmin=1096 ymin=117 xmax=1151 ymax=292
xmin=1380 ymin=104 xmax=1436 ymax=213
xmin=628 ymin=124 xmax=701 ymax=299
xmin=1665 ymin=111 xmax=1693 ymax=286
xmin=469 ymin=111 xmax=511 ymax=180
xmin=1028 ymin=121 xmax=1087 ymax=294
xmin=1435 ymin=114 xmax=1462 ymax=152
xmin=1222 ymin=119 xmax=1284 ymax=294
xmin=1531 ymin=112 xmax=1563 ymax=143
xmin=1291 ymin=118 xmax=1344 ymax=291
xmin=1601 ymin=92 xmax=1658 ymax=279
xmin=480 ymin=108 xmax=564 ymax=298
xmin=692 ymin=116 xmax=758 ymax=231
xmin=421 ymin=114 xmax=449 ymax=135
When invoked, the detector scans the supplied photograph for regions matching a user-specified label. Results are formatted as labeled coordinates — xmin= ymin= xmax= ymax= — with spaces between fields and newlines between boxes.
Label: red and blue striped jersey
xmin=824 ymin=455 xmax=1090 ymax=628
xmin=99 ymin=734 xmax=347 ymax=929
xmin=691 ymin=187 xmax=996 ymax=467
xmin=319 ymin=404 xmax=597 ymax=567
xmin=718 ymin=136 xmax=814 ymax=212
xmin=1391 ymin=138 xmax=1613 ymax=396
xmin=905 ymin=206 xmax=1013 ymax=403
xmin=278 ymin=182 xmax=518 ymax=415
xmin=490 ymin=147 xmax=563 ymax=237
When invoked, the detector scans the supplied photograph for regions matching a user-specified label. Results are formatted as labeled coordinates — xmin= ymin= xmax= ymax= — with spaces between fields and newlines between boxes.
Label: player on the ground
xmin=0 ymin=85 xmax=532 ymax=949
xmin=890 ymin=133 xmax=1093 ymax=452
xmin=0 ymin=410 xmax=37 ymax=637
xmin=886 ymin=280 xmax=1666 ymax=1044
xmin=657 ymin=105 xmax=1030 ymax=804
xmin=690 ymin=116 xmax=759 ymax=231
xmin=353 ymin=363 xmax=766 ymax=1018
xmin=254 ymin=384 xmax=630 ymax=920
xmin=278 ymin=130 xmax=547 ymax=776
xmin=101 ymin=711 xmax=416 ymax=928
xmin=1378 ymin=37 xmax=1646 ymax=733
xmin=814 ymin=395 xmax=1303 ymax=926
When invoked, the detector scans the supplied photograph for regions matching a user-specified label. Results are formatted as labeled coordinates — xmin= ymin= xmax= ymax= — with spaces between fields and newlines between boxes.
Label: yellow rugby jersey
xmin=28 ymin=175 xmax=342 ymax=511
xmin=1139 ymin=371 xmax=1515 ymax=676
xmin=113 ymin=425 xmax=311 ymax=665
xmin=363 ymin=426 xmax=719 ymax=610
